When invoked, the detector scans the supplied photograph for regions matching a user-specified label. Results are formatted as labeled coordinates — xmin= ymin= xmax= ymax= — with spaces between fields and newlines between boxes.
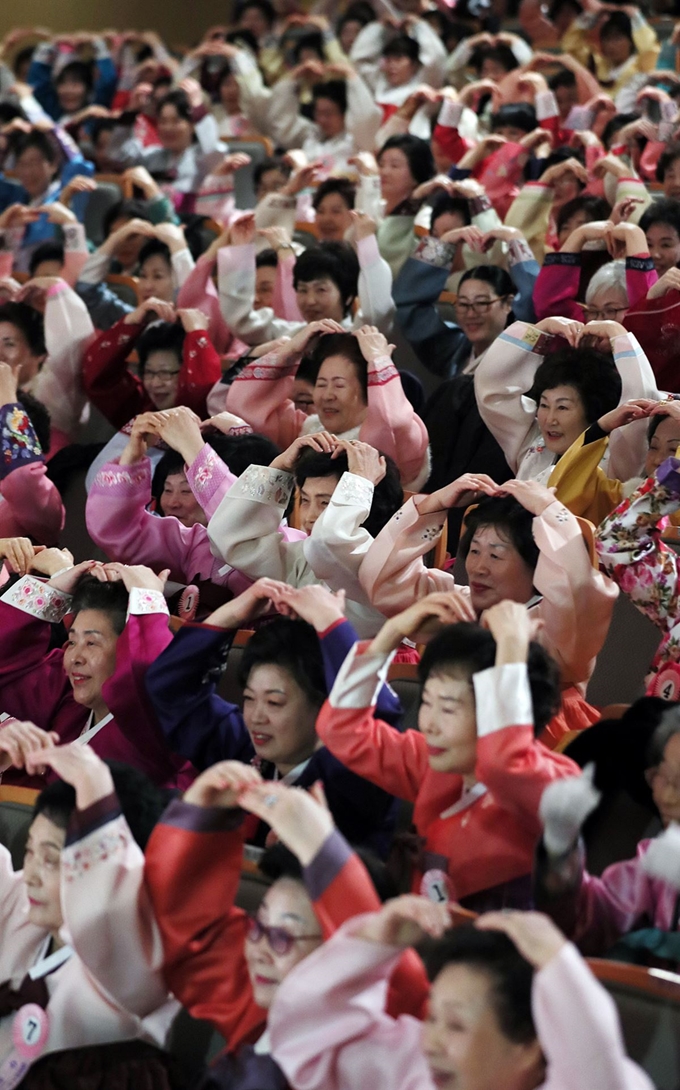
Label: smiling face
xmin=244 ymin=878 xmax=323 ymax=1008
xmin=57 ymin=74 xmax=88 ymax=114
xmin=23 ymin=814 xmax=65 ymax=936
xmin=298 ymin=473 xmax=341 ymax=534
xmin=315 ymin=193 xmax=353 ymax=241
xmin=650 ymin=732 xmax=680 ymax=827
xmin=422 ymin=964 xmax=541 ymax=1090
xmin=160 ymin=470 xmax=205 ymax=526
xmin=142 ymin=349 xmax=181 ymax=410
xmin=255 ymin=263 xmax=277 ymax=310
xmin=15 ymin=146 xmax=56 ymax=200
xmin=663 ymin=158 xmax=680 ymax=202
xmin=64 ymin=608 xmax=119 ymax=715
xmin=645 ymin=222 xmax=680 ymax=276
xmin=314 ymin=96 xmax=345 ymax=140
xmin=138 ymin=253 xmax=174 ymax=302
xmin=465 ymin=526 xmax=536 ymax=614
xmin=383 ymin=53 xmax=418 ymax=88
xmin=242 ymin=663 xmax=319 ymax=773
xmin=536 ymin=384 xmax=589 ymax=456
xmin=455 ymin=278 xmax=512 ymax=353
xmin=314 ymin=354 xmax=367 ymax=434
xmin=646 ymin=415 xmax=680 ymax=474
xmin=378 ymin=147 xmax=416 ymax=206
xmin=418 ymin=672 xmax=477 ymax=774
xmin=0 ymin=320 xmax=45 ymax=385
xmin=158 ymin=103 xmax=194 ymax=153
xmin=295 ymin=277 xmax=345 ymax=323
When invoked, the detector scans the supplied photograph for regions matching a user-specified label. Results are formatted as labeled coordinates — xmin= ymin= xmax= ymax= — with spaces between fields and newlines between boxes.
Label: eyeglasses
xmin=143 ymin=369 xmax=181 ymax=382
xmin=454 ymin=297 xmax=506 ymax=316
xmin=578 ymin=305 xmax=628 ymax=321
xmin=645 ymin=764 xmax=680 ymax=794
xmin=247 ymin=915 xmax=322 ymax=956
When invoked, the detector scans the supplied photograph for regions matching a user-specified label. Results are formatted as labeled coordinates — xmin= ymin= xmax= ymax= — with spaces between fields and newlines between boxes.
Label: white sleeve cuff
xmin=1 ymin=575 xmax=72 ymax=623
xmin=126 ymin=587 xmax=170 ymax=618
xmin=437 ymin=98 xmax=464 ymax=130
xmin=332 ymin=472 xmax=374 ymax=511
xmin=473 ymin=663 xmax=533 ymax=736
xmin=228 ymin=464 xmax=295 ymax=509
xmin=328 ymin=641 xmax=395 ymax=709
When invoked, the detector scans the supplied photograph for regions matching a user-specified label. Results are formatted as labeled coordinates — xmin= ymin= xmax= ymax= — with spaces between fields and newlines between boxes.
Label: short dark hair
xmin=547 ymin=0 xmax=582 ymax=21
xmin=600 ymin=10 xmax=634 ymax=45
xmin=377 ymin=134 xmax=435 ymax=186
xmin=17 ymin=390 xmax=51 ymax=454
xmin=602 ymin=111 xmax=639 ymax=150
xmin=312 ymin=79 xmax=347 ymax=115
xmin=151 ymin=432 xmax=280 ymax=511
xmin=260 ymin=839 xmax=398 ymax=900
xmin=0 ymin=301 xmax=46 ymax=356
xmin=294 ymin=447 xmax=404 ymax=538
xmin=491 ymin=103 xmax=536 ymax=135
xmin=10 ymin=130 xmax=59 ymax=169
xmin=424 ymin=926 xmax=536 ymax=1045
xmin=137 ymin=320 xmax=185 ymax=373
xmin=102 ymin=198 xmax=153 ymax=239
xmin=313 ymin=177 xmax=356 ymax=212
xmin=430 ymin=194 xmax=471 ymax=232
xmin=458 ymin=494 xmax=539 ymax=573
xmin=291 ymin=31 xmax=325 ymax=64
xmin=470 ymin=43 xmax=518 ymax=75
xmin=526 ymin=345 xmax=622 ymax=423
xmin=236 ymin=0 xmax=276 ymax=27
xmin=537 ymin=146 xmax=585 ymax=181
xmin=33 ymin=761 xmax=169 ymax=849
xmin=555 ymin=194 xmax=611 ymax=235
xmin=55 ymin=59 xmax=94 ymax=92
xmin=253 ymin=156 xmax=290 ymax=189
xmin=647 ymin=703 xmax=680 ymax=768
xmin=293 ymin=242 xmax=359 ymax=314
xmin=419 ymin=621 xmax=561 ymax=735
xmin=382 ymin=35 xmax=420 ymax=64
xmin=640 ymin=198 xmax=680 ymax=238
xmin=137 ymin=237 xmax=172 ymax=272
xmin=548 ymin=66 xmax=577 ymax=92
xmin=307 ymin=331 xmax=367 ymax=396
xmin=71 ymin=573 xmax=131 ymax=636
xmin=157 ymin=88 xmax=194 ymax=124
xmin=29 ymin=240 xmax=64 ymax=277
xmin=657 ymin=143 xmax=680 ymax=185
xmin=256 ymin=247 xmax=278 ymax=269
xmin=459 ymin=264 xmax=514 ymax=298
xmin=238 ymin=618 xmax=327 ymax=708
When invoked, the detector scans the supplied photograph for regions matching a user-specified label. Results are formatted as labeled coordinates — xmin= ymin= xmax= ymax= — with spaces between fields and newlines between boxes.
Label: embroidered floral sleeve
xmin=595 ymin=457 xmax=680 ymax=635
xmin=185 ymin=442 xmax=237 ymax=521
xmin=225 ymin=463 xmax=295 ymax=508
xmin=1 ymin=575 xmax=72 ymax=623
xmin=0 ymin=404 xmax=43 ymax=477
xmin=127 ymin=587 xmax=170 ymax=618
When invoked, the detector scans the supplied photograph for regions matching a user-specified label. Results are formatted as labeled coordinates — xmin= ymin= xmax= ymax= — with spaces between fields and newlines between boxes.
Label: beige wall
xmin=1 ymin=2 xmax=234 ymax=49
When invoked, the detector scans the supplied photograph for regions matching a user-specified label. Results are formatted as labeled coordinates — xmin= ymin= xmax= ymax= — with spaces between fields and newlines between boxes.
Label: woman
xmin=303 ymin=597 xmax=577 ymax=907
xmin=225 ymin=323 xmax=429 ymax=490
xmin=596 ymin=444 xmax=680 ymax=700
xmin=0 ymin=737 xmax=178 ymax=1085
xmin=0 ymin=553 xmax=187 ymax=787
xmin=475 ymin=316 xmax=659 ymax=490
xmin=358 ymin=478 xmax=618 ymax=744
xmin=145 ymin=579 xmax=399 ymax=854
xmin=268 ymin=898 xmax=654 ymax=1090
xmin=536 ymin=717 xmax=680 ymax=961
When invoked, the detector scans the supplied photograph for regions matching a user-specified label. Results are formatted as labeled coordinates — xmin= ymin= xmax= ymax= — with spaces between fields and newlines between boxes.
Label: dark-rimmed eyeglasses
xmin=246 ymin=915 xmax=322 ymax=956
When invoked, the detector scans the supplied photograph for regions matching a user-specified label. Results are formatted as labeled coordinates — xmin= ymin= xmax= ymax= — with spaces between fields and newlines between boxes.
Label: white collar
xmin=275 ymin=758 xmax=312 ymax=785
xmin=440 ymin=781 xmax=487 ymax=821
xmin=78 ymin=711 xmax=114 ymax=745
xmin=29 ymin=940 xmax=74 ymax=980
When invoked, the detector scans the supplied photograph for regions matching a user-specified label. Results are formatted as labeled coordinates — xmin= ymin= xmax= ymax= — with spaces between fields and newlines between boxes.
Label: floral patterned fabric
xmin=0 ymin=404 xmax=43 ymax=479
xmin=596 ymin=456 xmax=680 ymax=692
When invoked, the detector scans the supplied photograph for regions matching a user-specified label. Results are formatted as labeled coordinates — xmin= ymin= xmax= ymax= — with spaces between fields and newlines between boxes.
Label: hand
xmin=230 ymin=212 xmax=257 ymax=247
xmin=17 ymin=277 xmax=64 ymax=314
xmin=519 ymin=128 xmax=553 ymax=152
xmin=0 ymin=536 xmax=40 ymax=575
xmin=102 ymin=562 xmax=169 ymax=594
xmin=500 ymin=477 xmax=557 ymax=515
xmin=534 ymin=316 xmax=584 ymax=346
xmin=48 ymin=558 xmax=106 ymax=594
xmin=177 ymin=307 xmax=209 ymax=332
xmin=476 ymin=911 xmax=567 ymax=970
xmin=239 ymin=780 xmax=335 ymax=865
xmin=153 ymin=221 xmax=187 ymax=253
xmin=200 ymin=410 xmax=250 ymax=436
xmin=539 ymin=763 xmax=601 ymax=855
xmin=411 ymin=176 xmax=458 ymax=201
xmin=355 ymin=325 xmax=395 ymax=365
xmin=271 ymin=584 xmax=346 ymax=632
xmin=282 ymin=319 xmax=344 ymax=361
xmin=128 ymin=82 xmax=153 ymax=112
xmin=369 ymin=591 xmax=476 ymax=655
xmin=0 ymin=361 xmax=18 ymax=407
xmin=610 ymin=195 xmax=644 ymax=226
xmin=458 ymin=135 xmax=507 ymax=171
xmin=205 ymin=577 xmax=290 ymax=630
xmin=347 ymin=152 xmax=379 ymax=178
xmin=0 ymin=720 xmax=60 ymax=774
xmin=428 ymin=472 xmax=500 ymax=511
xmin=582 ymin=319 xmax=627 ymax=341
xmin=648 ymin=398 xmax=680 ymax=423
xmin=357 ymin=895 xmax=454 ymax=946
xmin=591 ymin=153 xmax=629 ymax=180
xmin=220 ymin=152 xmax=252 ymax=174
xmin=334 ymin=438 xmax=386 ymax=485
xmin=29 ymin=546 xmax=73 ymax=578
xmin=569 ymin=129 xmax=603 ymax=152
xmin=179 ymin=76 xmax=204 ymax=109
xmin=153 ymin=405 xmax=204 ymax=463
xmin=481 ymin=599 xmax=536 ymax=664
xmin=60 ymin=174 xmax=98 ymax=205
xmin=256 ymin=225 xmax=293 ymax=253
xmin=641 ymin=823 xmax=680 ymax=890
xmin=281 ymin=161 xmax=322 ymax=196
xmin=105 ymin=216 xmax=156 ymax=255
xmin=598 ymin=398 xmax=656 ymax=433
xmin=481 ymin=226 xmax=525 ymax=248
xmin=123 ymin=297 xmax=176 ymax=325
xmin=36 ymin=201 xmax=76 ymax=226
xmin=439 ymin=225 xmax=485 ymax=250
xmin=517 ymin=72 xmax=549 ymax=100
xmin=541 ymin=157 xmax=588 ymax=188
xmin=604 ymin=220 xmax=647 ymax=259
xmin=183 ymin=760 xmax=262 ymax=808
xmin=0 ymin=203 xmax=41 ymax=229
xmin=270 ymin=431 xmax=338 ymax=473
xmin=647 ymin=267 xmax=680 ymax=300
xmin=562 ymin=219 xmax=612 ymax=252
xmin=25 ymin=742 xmax=114 ymax=809
xmin=122 ymin=165 xmax=161 ymax=199
xmin=0 ymin=278 xmax=21 ymax=303
xmin=459 ymin=79 xmax=499 ymax=109
xmin=349 ymin=210 xmax=377 ymax=242
xmin=119 ymin=410 xmax=166 ymax=465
